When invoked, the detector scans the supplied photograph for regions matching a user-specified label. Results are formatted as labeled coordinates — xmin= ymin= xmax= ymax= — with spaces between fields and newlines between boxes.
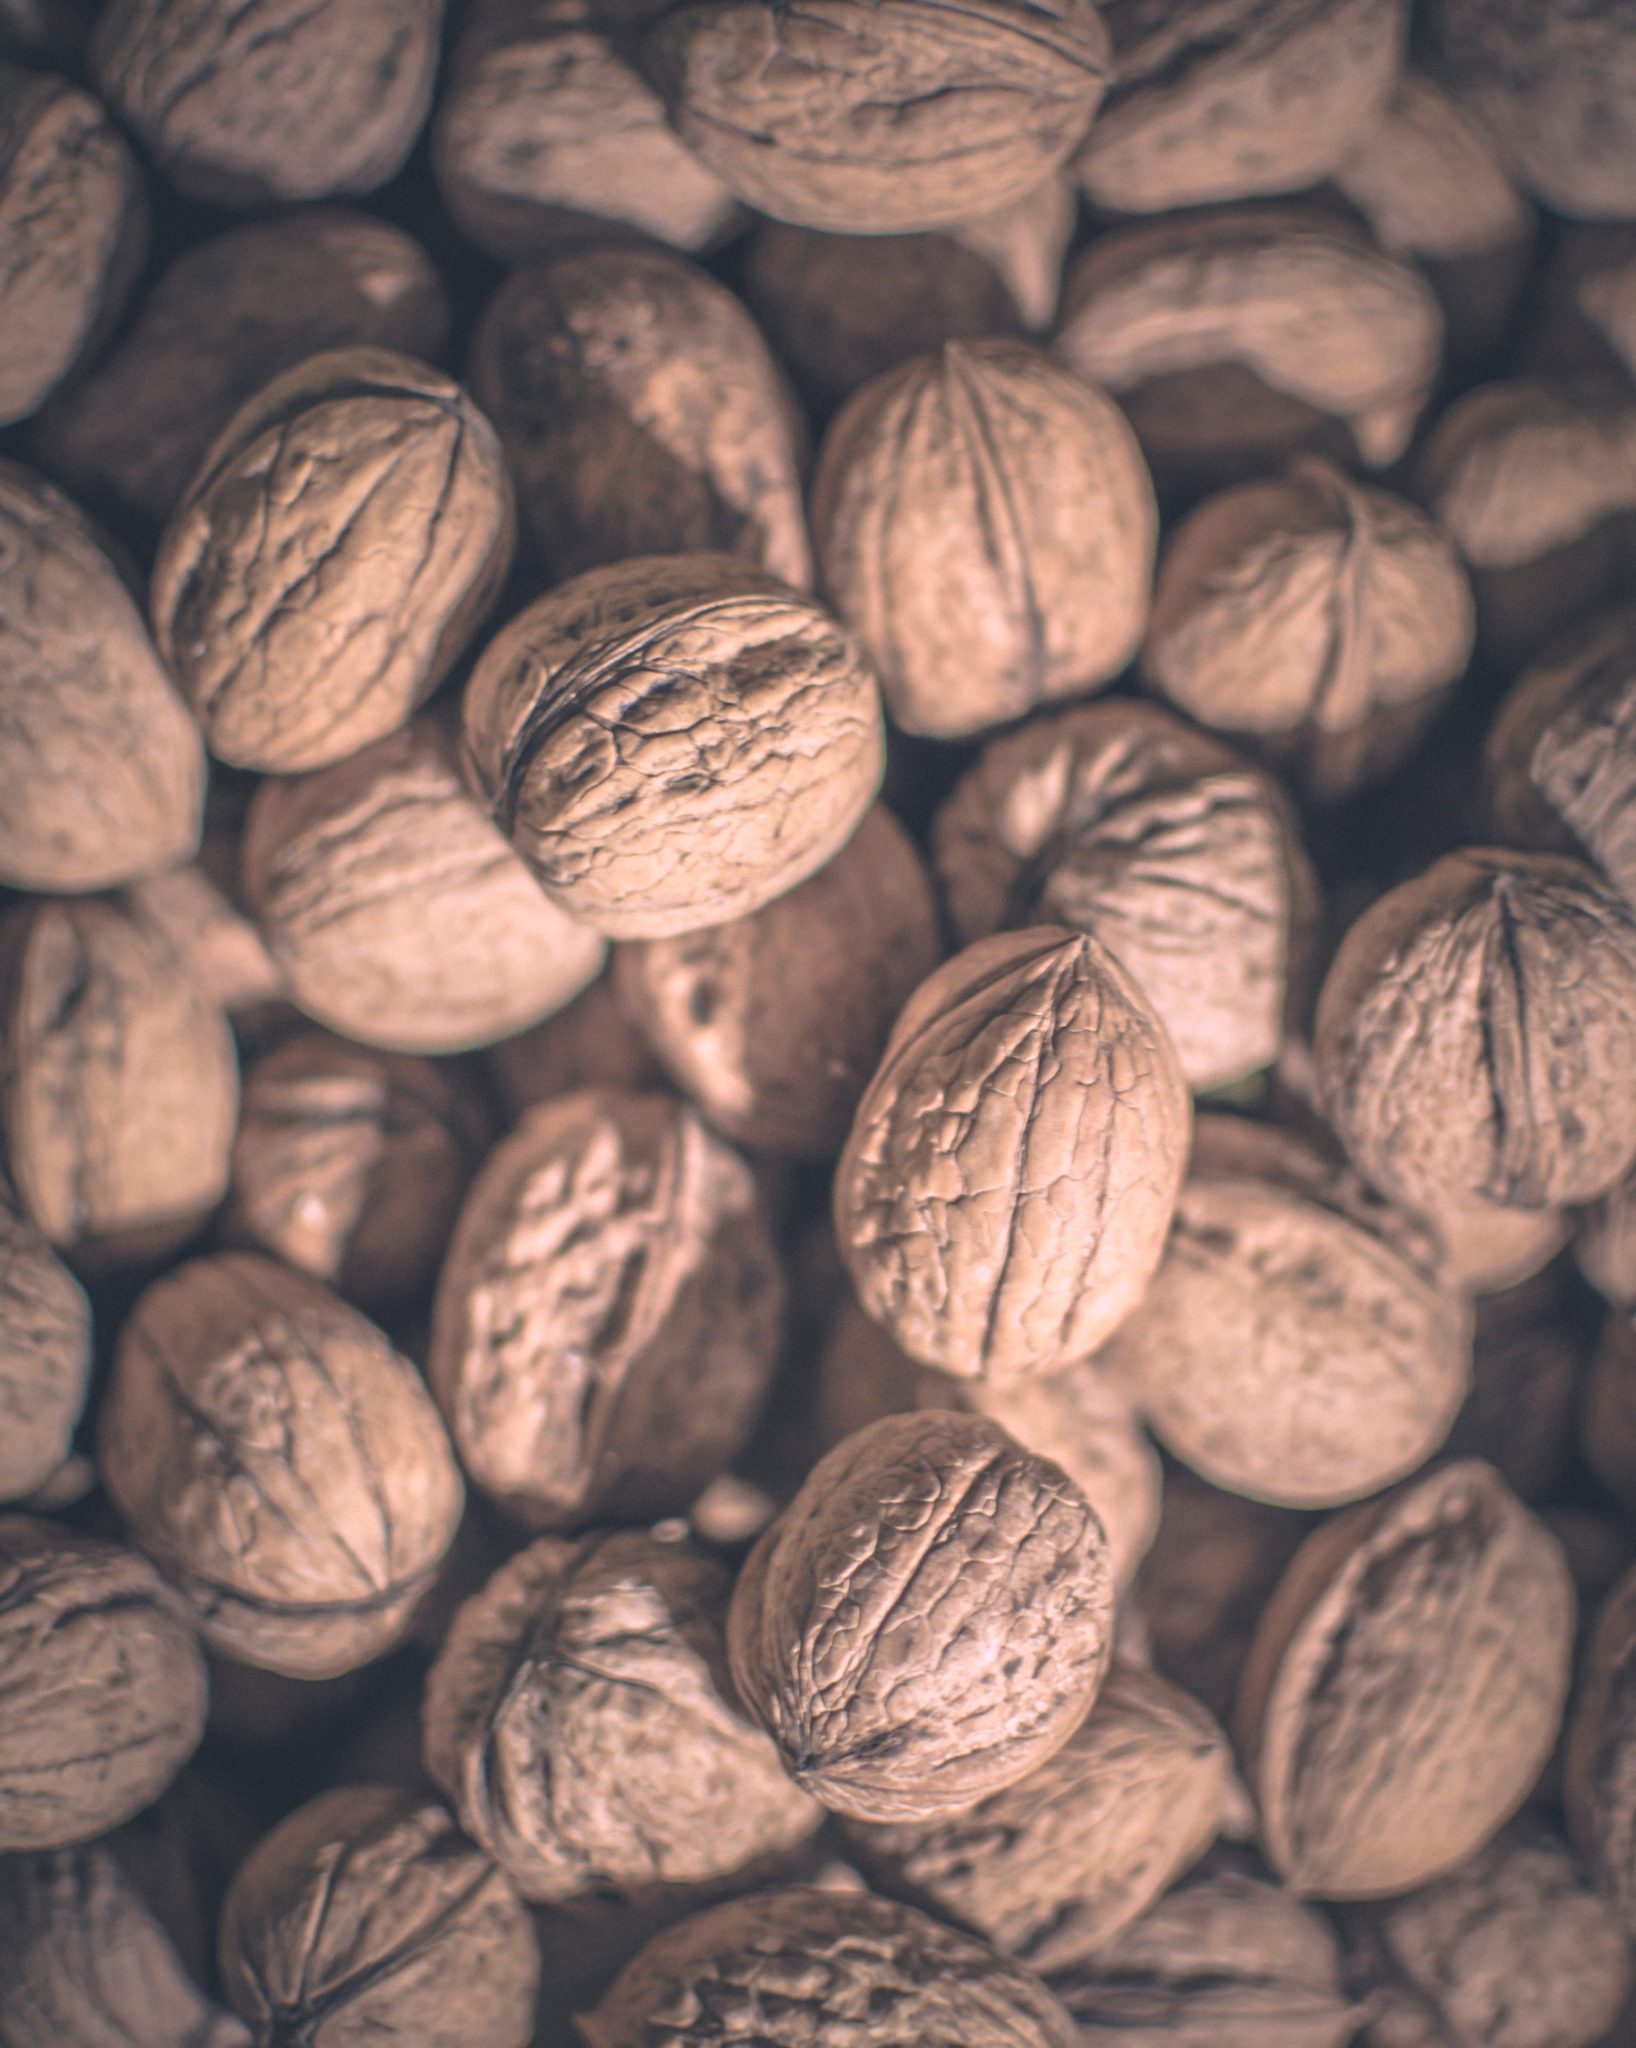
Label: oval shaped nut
xmin=152 ymin=348 xmax=513 ymax=774
xmin=98 ymin=1252 xmax=465 ymax=1679
xmin=0 ymin=460 xmax=203 ymax=894
xmin=242 ymin=718 xmax=606 ymax=1056
xmin=0 ymin=1516 xmax=208 ymax=1852
xmin=811 ymin=340 xmax=1154 ymax=740
xmin=1235 ymin=1460 xmax=1574 ymax=1899
xmin=462 ymin=553 xmax=885 ymax=939
xmin=835 ymin=926 xmax=1190 ymax=1383
xmin=581 ymin=1886 xmax=1081 ymax=2048
xmin=429 ymin=1089 xmax=784 ymax=1531
xmin=727 ymin=1411 xmax=1115 ymax=1824
xmin=1566 ymin=1560 xmax=1636 ymax=1939
xmin=1314 ymin=848 xmax=1636 ymax=1220
xmin=0 ymin=1174 xmax=90 ymax=1503
xmin=423 ymin=1531 xmax=822 ymax=1903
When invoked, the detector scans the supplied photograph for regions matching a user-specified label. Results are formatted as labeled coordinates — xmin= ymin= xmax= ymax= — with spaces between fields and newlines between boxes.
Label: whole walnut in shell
xmin=1566 ymin=1559 xmax=1636 ymax=1940
xmin=99 ymin=1252 xmax=465 ymax=1678
xmin=0 ymin=1174 xmax=89 ymax=1503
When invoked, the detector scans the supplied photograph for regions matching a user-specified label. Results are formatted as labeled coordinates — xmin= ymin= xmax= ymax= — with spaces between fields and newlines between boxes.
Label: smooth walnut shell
xmin=1566 ymin=1560 xmax=1636 ymax=1940
xmin=242 ymin=717 xmax=606 ymax=1055
xmin=0 ymin=1174 xmax=89 ymax=1503
xmin=461 ymin=553 xmax=885 ymax=940
xmin=152 ymin=348 xmax=513 ymax=774
xmin=727 ymin=1411 xmax=1115 ymax=1823
xmin=469 ymin=248 xmax=810 ymax=589
xmin=835 ymin=926 xmax=1190 ymax=1382
xmin=1426 ymin=1196 xmax=1571 ymax=1299
xmin=429 ymin=1089 xmax=784 ymax=1531
xmin=99 ymin=1252 xmax=465 ymax=1678
xmin=0 ymin=460 xmax=203 ymax=894
xmin=811 ymin=339 xmax=1155 ymax=740
xmin=0 ymin=1516 xmax=208 ymax=1851
xmin=1235 ymin=1460 xmax=1574 ymax=1899
xmin=642 ymin=0 xmax=1110 ymax=235
xmin=423 ymin=1531 xmax=821 ymax=1902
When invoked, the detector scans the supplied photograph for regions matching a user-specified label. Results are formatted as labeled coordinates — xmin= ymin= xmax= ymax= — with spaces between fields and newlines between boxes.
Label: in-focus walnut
xmin=487 ymin=971 xmax=665 ymax=1120
xmin=727 ymin=1411 xmax=1114 ymax=1823
xmin=1580 ymin=1310 xmax=1636 ymax=1520
xmin=99 ymin=1252 xmax=465 ymax=1678
xmin=835 ymin=926 xmax=1190 ymax=1383
xmin=469 ymin=249 xmax=810 ymax=589
xmin=91 ymin=0 xmax=442 ymax=207
xmin=0 ymin=1516 xmax=208 ymax=1851
xmin=461 ymin=553 xmax=885 ymax=939
xmin=0 ymin=1174 xmax=89 ymax=1503
xmin=423 ymin=1530 xmax=821 ymax=1902
xmin=932 ymin=700 xmax=1315 ymax=1088
xmin=242 ymin=717 xmax=606 ymax=1055
xmin=152 ymin=348 xmax=513 ymax=774
xmin=582 ymin=1885 xmax=1081 ymax=2048
xmin=1235 ymin=1459 xmax=1573 ymax=1899
xmin=642 ymin=0 xmax=1110 ymax=235
xmin=1141 ymin=457 xmax=1475 ymax=803
xmin=811 ymin=340 xmax=1155 ymax=740
xmin=430 ymin=1088 xmax=783 ymax=1531
xmin=1443 ymin=1270 xmax=1585 ymax=1503
xmin=1566 ymin=1560 xmax=1636 ymax=1940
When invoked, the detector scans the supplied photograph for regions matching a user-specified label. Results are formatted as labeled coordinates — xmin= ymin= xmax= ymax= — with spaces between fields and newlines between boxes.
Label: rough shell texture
xmin=834 ymin=926 xmax=1190 ymax=1383
xmin=242 ymin=717 xmax=606 ymax=1055
xmin=98 ymin=1252 xmax=465 ymax=1677
xmin=423 ymin=1531 xmax=821 ymax=1902
xmin=1235 ymin=1459 xmax=1574 ymax=1899
xmin=0 ymin=1175 xmax=89 ymax=1502
xmin=811 ymin=340 xmax=1155 ymax=740
xmin=0 ymin=459 xmax=203 ymax=894
xmin=727 ymin=1410 xmax=1115 ymax=1823
xmin=152 ymin=347 xmax=513 ymax=773
xmin=429 ymin=1089 xmax=784 ymax=1531
xmin=642 ymin=0 xmax=1110 ymax=235
xmin=0 ymin=1516 xmax=208 ymax=1851
xmin=461 ymin=553 xmax=885 ymax=939
xmin=1566 ymin=1558 xmax=1636 ymax=1939
xmin=470 ymin=249 xmax=810 ymax=589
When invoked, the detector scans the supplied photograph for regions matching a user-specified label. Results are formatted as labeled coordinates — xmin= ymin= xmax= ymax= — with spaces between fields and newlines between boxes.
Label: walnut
xmin=949 ymin=177 xmax=1078 ymax=331
xmin=727 ymin=1411 xmax=1115 ymax=1823
xmin=1566 ymin=1560 xmax=1636 ymax=1940
xmin=0 ymin=1516 xmax=208 ymax=1851
xmin=1235 ymin=1460 xmax=1573 ymax=1899
xmin=469 ymin=248 xmax=810 ymax=589
xmin=91 ymin=0 xmax=441 ymax=207
xmin=1141 ymin=457 xmax=1476 ymax=803
xmin=429 ymin=1088 xmax=783 ymax=1531
xmin=1539 ymin=225 xmax=1636 ymax=382
xmin=151 ymin=348 xmax=513 ymax=774
xmin=461 ymin=553 xmax=885 ymax=939
xmin=641 ymin=0 xmax=1110 ymax=235
xmin=242 ymin=717 xmax=606 ymax=1055
xmin=0 ymin=1173 xmax=89 ymax=1503
xmin=122 ymin=861 xmax=285 ymax=1022
xmin=1443 ymin=1270 xmax=1585 ymax=1503
xmin=98 ymin=1251 xmax=466 ymax=1678
xmin=834 ymin=926 xmax=1190 ymax=1383
xmin=1580 ymin=1310 xmax=1636 ymax=1519
xmin=1579 ymin=1163 xmax=1636 ymax=1307
xmin=810 ymin=340 xmax=1155 ymax=740
xmin=1426 ymin=1197 xmax=1571 ymax=1299
xmin=487 ymin=971 xmax=666 ymax=1120
xmin=932 ymin=700 xmax=1315 ymax=1088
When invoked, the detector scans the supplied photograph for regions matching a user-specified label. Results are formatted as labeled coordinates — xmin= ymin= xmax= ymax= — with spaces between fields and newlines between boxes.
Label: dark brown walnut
xmin=242 ymin=717 xmax=606 ymax=1055
xmin=1234 ymin=1459 xmax=1574 ymax=1899
xmin=614 ymin=804 xmax=941 ymax=1158
xmin=1443 ymin=1270 xmax=1585 ymax=1503
xmin=0 ymin=1516 xmax=208 ymax=1851
xmin=152 ymin=348 xmax=513 ymax=774
xmin=423 ymin=1531 xmax=821 ymax=1902
xmin=1579 ymin=1164 xmax=1636 ymax=1308
xmin=98 ymin=1252 xmax=465 ymax=1678
xmin=429 ymin=1088 xmax=783 ymax=1531
xmin=811 ymin=340 xmax=1155 ymax=740
xmin=0 ymin=1174 xmax=89 ymax=1503
xmin=727 ymin=1411 xmax=1115 ymax=1823
xmin=932 ymin=700 xmax=1315 ymax=1089
xmin=1581 ymin=1312 xmax=1636 ymax=1520
xmin=461 ymin=553 xmax=885 ymax=939
xmin=469 ymin=249 xmax=810 ymax=589
xmin=582 ymin=1885 xmax=1081 ymax=2048
xmin=1314 ymin=848 xmax=1636 ymax=1225
xmin=91 ymin=0 xmax=442 ymax=207
xmin=123 ymin=861 xmax=286 ymax=1023
xmin=834 ymin=926 xmax=1190 ymax=1382
xmin=642 ymin=0 xmax=1110 ymax=235
xmin=1566 ymin=1561 xmax=1636 ymax=1939
xmin=0 ymin=0 xmax=97 ymax=59
xmin=1141 ymin=457 xmax=1475 ymax=804
xmin=487 ymin=972 xmax=666 ymax=1120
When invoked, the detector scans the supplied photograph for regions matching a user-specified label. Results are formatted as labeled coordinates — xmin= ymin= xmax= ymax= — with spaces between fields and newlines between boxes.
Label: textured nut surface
xmin=1566 ymin=1559 xmax=1636 ymax=1940
xmin=0 ymin=1175 xmax=89 ymax=1502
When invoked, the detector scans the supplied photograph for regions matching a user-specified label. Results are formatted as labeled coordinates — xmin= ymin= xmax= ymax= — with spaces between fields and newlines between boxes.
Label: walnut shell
xmin=0 ymin=1174 xmax=89 ymax=1502
xmin=811 ymin=340 xmax=1155 ymax=740
xmin=1579 ymin=1165 xmax=1636 ymax=1308
xmin=122 ymin=861 xmax=285 ymax=1022
xmin=1566 ymin=1559 xmax=1636 ymax=1940
xmin=99 ymin=1252 xmax=465 ymax=1678
xmin=461 ymin=553 xmax=885 ymax=939
xmin=0 ymin=1516 xmax=208 ymax=1851
xmin=1235 ymin=1459 xmax=1574 ymax=1899
xmin=835 ymin=926 xmax=1190 ymax=1383
xmin=487 ymin=971 xmax=666 ymax=1120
